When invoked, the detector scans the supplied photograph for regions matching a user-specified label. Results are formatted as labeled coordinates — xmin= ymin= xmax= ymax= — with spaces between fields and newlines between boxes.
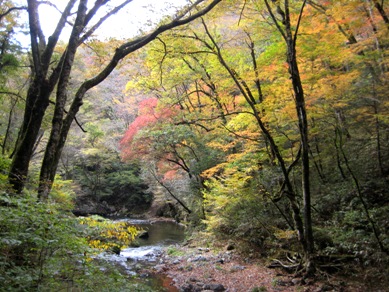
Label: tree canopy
xmin=1 ymin=0 xmax=389 ymax=289
xmin=119 ymin=0 xmax=389 ymax=274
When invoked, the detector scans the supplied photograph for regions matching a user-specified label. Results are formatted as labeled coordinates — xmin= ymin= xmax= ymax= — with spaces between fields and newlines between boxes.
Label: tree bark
xmin=9 ymin=79 xmax=51 ymax=193
xmin=1 ymin=95 xmax=18 ymax=155
xmin=371 ymin=0 xmax=389 ymax=27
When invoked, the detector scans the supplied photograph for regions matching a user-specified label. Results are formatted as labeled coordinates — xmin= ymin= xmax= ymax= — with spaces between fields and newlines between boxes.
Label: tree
xmin=263 ymin=0 xmax=315 ymax=273
xmin=119 ymin=0 xmax=308 ymax=250
xmin=0 ymin=0 xmax=26 ymax=156
xmin=7 ymin=0 xmax=222 ymax=199
xmin=115 ymin=0 xmax=389 ymax=272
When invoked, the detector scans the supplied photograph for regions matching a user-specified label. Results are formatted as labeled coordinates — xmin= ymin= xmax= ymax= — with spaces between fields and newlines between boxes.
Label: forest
xmin=0 ymin=0 xmax=388 ymax=291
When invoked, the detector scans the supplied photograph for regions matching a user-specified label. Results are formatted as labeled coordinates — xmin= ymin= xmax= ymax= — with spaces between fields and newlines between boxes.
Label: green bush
xmin=0 ymin=185 xmax=143 ymax=291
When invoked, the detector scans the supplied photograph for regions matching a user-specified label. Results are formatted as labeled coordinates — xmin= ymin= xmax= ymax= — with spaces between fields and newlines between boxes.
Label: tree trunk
xmin=263 ymin=0 xmax=314 ymax=273
xmin=287 ymin=49 xmax=314 ymax=254
xmin=9 ymin=81 xmax=51 ymax=193
xmin=1 ymin=95 xmax=18 ymax=155
xmin=284 ymin=0 xmax=315 ymax=273
xmin=38 ymin=0 xmax=87 ymax=201
xmin=371 ymin=0 xmax=389 ymax=27
xmin=8 ymin=0 xmax=77 ymax=194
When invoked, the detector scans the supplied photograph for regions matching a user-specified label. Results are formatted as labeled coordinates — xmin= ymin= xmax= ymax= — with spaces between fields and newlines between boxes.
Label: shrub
xmin=0 ymin=184 xmax=141 ymax=290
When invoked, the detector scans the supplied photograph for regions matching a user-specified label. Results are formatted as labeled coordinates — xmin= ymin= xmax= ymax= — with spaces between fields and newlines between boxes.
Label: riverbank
xmin=150 ymin=241 xmax=379 ymax=292
xmin=105 ymin=218 xmax=386 ymax=291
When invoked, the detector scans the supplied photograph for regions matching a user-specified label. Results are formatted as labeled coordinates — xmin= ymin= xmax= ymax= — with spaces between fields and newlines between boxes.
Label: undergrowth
xmin=0 ymin=174 xmax=146 ymax=291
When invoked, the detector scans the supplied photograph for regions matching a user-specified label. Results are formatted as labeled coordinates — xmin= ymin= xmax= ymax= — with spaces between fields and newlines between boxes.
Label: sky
xmin=16 ymin=0 xmax=188 ymax=46
xmin=95 ymin=0 xmax=189 ymax=39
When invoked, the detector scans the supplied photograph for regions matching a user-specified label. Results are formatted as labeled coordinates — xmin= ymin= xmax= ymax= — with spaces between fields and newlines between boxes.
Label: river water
xmin=99 ymin=219 xmax=185 ymax=291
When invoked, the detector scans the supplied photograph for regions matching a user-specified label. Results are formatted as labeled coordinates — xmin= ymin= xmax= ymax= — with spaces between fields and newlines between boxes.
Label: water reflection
xmin=119 ymin=220 xmax=185 ymax=262
xmin=131 ymin=220 xmax=186 ymax=246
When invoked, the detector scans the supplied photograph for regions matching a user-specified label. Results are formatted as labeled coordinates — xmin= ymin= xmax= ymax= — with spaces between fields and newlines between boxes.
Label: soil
xmin=152 ymin=242 xmax=385 ymax=292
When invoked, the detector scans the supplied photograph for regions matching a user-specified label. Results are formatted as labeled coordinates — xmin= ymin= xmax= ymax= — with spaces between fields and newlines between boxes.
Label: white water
xmin=121 ymin=245 xmax=162 ymax=261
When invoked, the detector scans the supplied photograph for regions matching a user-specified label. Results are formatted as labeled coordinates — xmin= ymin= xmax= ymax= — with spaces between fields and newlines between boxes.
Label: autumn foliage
xmin=120 ymin=97 xmax=179 ymax=161
xmin=119 ymin=0 xmax=389 ymax=273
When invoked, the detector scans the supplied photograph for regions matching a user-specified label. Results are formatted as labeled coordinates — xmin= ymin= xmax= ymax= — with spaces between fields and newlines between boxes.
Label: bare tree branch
xmin=0 ymin=6 xmax=26 ymax=22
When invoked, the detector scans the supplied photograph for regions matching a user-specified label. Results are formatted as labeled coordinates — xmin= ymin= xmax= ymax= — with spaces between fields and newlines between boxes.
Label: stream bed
xmin=99 ymin=219 xmax=186 ymax=291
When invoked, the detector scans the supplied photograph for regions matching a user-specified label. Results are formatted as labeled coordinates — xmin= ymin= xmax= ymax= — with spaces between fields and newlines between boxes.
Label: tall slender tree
xmin=263 ymin=0 xmax=315 ymax=273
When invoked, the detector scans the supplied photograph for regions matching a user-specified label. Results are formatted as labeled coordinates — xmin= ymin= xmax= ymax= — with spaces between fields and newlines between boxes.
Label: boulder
xmin=203 ymin=283 xmax=225 ymax=291
xmin=225 ymin=242 xmax=235 ymax=251
xmin=138 ymin=230 xmax=149 ymax=239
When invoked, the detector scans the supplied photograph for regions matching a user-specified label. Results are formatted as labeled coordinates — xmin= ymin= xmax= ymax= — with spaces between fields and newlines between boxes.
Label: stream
xmin=99 ymin=219 xmax=186 ymax=291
